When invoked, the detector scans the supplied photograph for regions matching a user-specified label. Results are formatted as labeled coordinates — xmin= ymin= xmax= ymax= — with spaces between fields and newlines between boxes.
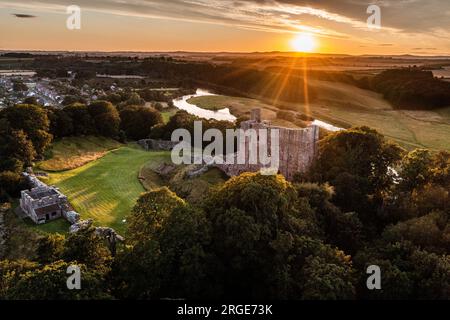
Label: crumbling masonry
xmin=217 ymin=109 xmax=319 ymax=181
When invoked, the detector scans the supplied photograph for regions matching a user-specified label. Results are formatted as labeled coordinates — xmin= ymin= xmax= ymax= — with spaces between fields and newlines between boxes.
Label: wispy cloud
xmin=12 ymin=13 xmax=37 ymax=18
xmin=1 ymin=0 xmax=449 ymax=52
xmin=0 ymin=0 xmax=401 ymax=38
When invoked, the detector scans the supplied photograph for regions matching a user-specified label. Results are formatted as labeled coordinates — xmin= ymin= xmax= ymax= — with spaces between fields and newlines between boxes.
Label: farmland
xmin=189 ymin=80 xmax=450 ymax=151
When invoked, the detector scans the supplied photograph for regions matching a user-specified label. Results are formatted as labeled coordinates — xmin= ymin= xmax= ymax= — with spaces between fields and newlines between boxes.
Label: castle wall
xmin=217 ymin=116 xmax=319 ymax=181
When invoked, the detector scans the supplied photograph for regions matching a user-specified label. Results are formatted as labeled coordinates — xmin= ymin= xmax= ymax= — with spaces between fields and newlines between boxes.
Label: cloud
xmin=413 ymin=48 xmax=437 ymax=50
xmin=1 ymin=0 xmax=449 ymax=43
xmin=12 ymin=13 xmax=37 ymax=18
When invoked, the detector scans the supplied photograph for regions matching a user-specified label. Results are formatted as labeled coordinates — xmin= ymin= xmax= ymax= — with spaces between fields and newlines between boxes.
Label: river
xmin=172 ymin=89 xmax=342 ymax=132
xmin=172 ymin=89 xmax=236 ymax=122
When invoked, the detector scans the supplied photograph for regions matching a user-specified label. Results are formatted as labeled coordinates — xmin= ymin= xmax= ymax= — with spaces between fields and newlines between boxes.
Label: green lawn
xmin=37 ymin=136 xmax=123 ymax=171
xmin=45 ymin=145 xmax=172 ymax=234
xmin=161 ymin=108 xmax=178 ymax=123
xmin=25 ymin=217 xmax=71 ymax=235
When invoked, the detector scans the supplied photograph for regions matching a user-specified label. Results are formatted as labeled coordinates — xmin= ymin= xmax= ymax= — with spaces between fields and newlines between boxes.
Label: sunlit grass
xmin=46 ymin=145 xmax=172 ymax=234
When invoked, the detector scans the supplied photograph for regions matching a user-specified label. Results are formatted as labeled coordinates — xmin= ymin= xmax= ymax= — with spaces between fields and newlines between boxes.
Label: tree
xmin=202 ymin=173 xmax=355 ymax=299
xmin=398 ymin=149 xmax=432 ymax=192
xmin=62 ymin=227 xmax=111 ymax=269
xmin=0 ymin=259 xmax=38 ymax=299
xmin=48 ymin=108 xmax=74 ymax=137
xmin=88 ymin=100 xmax=120 ymax=137
xmin=1 ymin=104 xmax=52 ymax=157
xmin=119 ymin=92 xmax=145 ymax=108
xmin=0 ymin=171 xmax=28 ymax=198
xmin=5 ymin=260 xmax=112 ymax=300
xmin=35 ymin=234 xmax=65 ymax=264
xmin=410 ymin=250 xmax=450 ymax=299
xmin=153 ymin=102 xmax=164 ymax=111
xmin=116 ymin=173 xmax=358 ymax=299
xmin=355 ymin=239 xmax=450 ymax=300
xmin=63 ymin=103 xmax=95 ymax=135
xmin=13 ymin=81 xmax=27 ymax=92
xmin=119 ymin=105 xmax=163 ymax=140
xmin=382 ymin=210 xmax=449 ymax=254
xmin=0 ymin=125 xmax=36 ymax=168
xmin=300 ymin=256 xmax=355 ymax=300
xmin=313 ymin=127 xmax=403 ymax=195
xmin=23 ymin=97 xmax=38 ymax=105
xmin=310 ymin=127 xmax=403 ymax=230
xmin=382 ymin=149 xmax=450 ymax=222
xmin=113 ymin=205 xmax=215 ymax=299
xmin=62 ymin=95 xmax=85 ymax=106
xmin=127 ymin=187 xmax=185 ymax=244
xmin=429 ymin=151 xmax=450 ymax=187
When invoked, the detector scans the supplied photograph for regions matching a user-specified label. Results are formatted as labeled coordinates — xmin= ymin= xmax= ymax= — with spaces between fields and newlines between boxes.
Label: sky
xmin=1 ymin=0 xmax=450 ymax=55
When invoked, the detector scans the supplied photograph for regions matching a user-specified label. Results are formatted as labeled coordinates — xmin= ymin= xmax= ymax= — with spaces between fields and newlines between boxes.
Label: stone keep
xmin=218 ymin=108 xmax=319 ymax=181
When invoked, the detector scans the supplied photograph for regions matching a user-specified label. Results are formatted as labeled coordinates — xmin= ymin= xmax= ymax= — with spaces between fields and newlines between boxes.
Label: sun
xmin=291 ymin=33 xmax=317 ymax=53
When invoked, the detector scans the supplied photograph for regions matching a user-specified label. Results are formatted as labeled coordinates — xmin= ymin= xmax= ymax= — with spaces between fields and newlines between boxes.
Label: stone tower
xmin=217 ymin=108 xmax=320 ymax=181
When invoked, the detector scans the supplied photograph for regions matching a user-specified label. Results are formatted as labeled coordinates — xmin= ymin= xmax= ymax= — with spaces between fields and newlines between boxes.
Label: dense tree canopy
xmin=119 ymin=105 xmax=162 ymax=140
xmin=88 ymin=101 xmax=120 ymax=138
xmin=370 ymin=69 xmax=450 ymax=110
xmin=0 ymin=104 xmax=53 ymax=156
xmin=112 ymin=173 xmax=357 ymax=300
xmin=310 ymin=126 xmax=404 ymax=233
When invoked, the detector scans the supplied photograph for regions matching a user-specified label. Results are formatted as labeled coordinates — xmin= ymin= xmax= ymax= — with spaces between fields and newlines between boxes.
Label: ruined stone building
xmin=20 ymin=184 xmax=69 ymax=224
xmin=19 ymin=173 xmax=77 ymax=224
xmin=218 ymin=109 xmax=319 ymax=181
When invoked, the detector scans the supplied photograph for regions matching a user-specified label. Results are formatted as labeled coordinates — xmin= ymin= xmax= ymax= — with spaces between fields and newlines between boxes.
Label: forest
xmin=0 ymin=99 xmax=449 ymax=299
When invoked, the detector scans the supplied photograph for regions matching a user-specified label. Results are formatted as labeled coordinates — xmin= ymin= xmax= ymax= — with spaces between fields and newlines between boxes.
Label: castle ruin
xmin=217 ymin=109 xmax=319 ymax=181
xmin=19 ymin=173 xmax=78 ymax=224
xmin=20 ymin=183 xmax=69 ymax=224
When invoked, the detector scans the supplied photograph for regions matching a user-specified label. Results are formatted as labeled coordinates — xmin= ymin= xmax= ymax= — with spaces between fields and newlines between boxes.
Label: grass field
xmin=45 ymin=145 xmax=172 ymax=234
xmin=139 ymin=161 xmax=228 ymax=203
xmin=188 ymin=81 xmax=450 ymax=151
xmin=168 ymin=167 xmax=228 ymax=203
xmin=161 ymin=108 xmax=178 ymax=123
xmin=37 ymin=136 xmax=123 ymax=171
xmin=187 ymin=95 xmax=278 ymax=119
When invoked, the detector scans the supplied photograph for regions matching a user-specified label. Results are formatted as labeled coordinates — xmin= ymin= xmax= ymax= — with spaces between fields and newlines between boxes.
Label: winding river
xmin=172 ymin=89 xmax=342 ymax=132
xmin=172 ymin=89 xmax=237 ymax=122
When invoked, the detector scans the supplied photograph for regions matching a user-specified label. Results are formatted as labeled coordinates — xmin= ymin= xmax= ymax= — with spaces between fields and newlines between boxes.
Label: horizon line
xmin=1 ymin=49 xmax=450 ymax=58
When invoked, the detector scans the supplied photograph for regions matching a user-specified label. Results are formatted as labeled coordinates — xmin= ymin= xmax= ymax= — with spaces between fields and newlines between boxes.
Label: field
xmin=31 ymin=135 xmax=226 ymax=234
xmin=188 ymin=81 xmax=450 ymax=151
xmin=44 ymin=145 xmax=172 ymax=234
xmin=187 ymin=95 xmax=278 ymax=119
xmin=161 ymin=107 xmax=178 ymax=123
xmin=139 ymin=161 xmax=228 ymax=203
xmin=307 ymin=80 xmax=450 ymax=150
xmin=37 ymin=136 xmax=123 ymax=171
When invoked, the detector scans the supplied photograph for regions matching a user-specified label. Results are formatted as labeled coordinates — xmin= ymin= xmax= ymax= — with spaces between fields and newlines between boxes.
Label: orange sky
xmin=1 ymin=0 xmax=449 ymax=55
